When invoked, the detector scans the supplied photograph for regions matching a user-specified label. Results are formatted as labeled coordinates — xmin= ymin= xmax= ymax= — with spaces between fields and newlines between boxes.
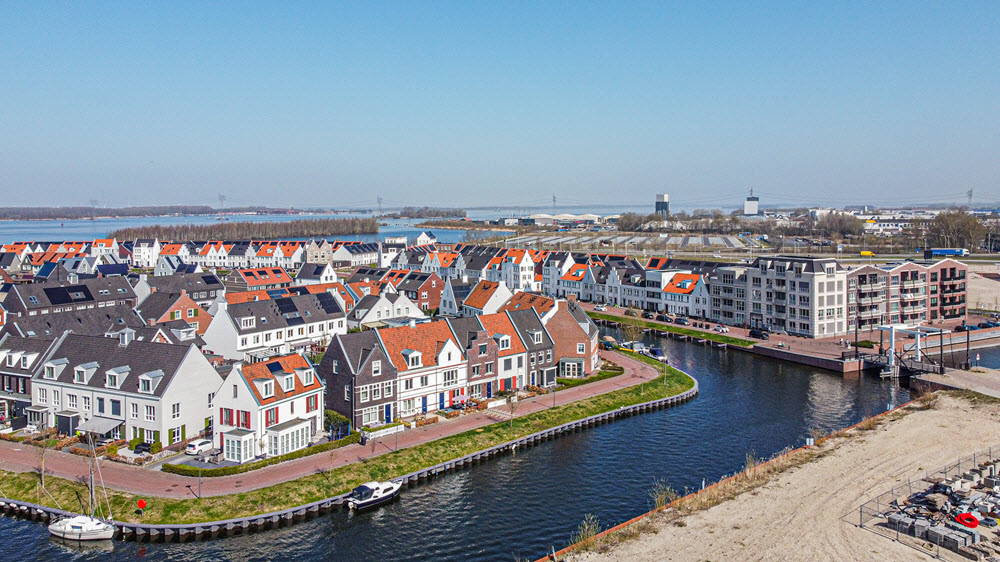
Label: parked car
xmin=714 ymin=325 xmax=730 ymax=333
xmin=594 ymin=305 xmax=607 ymax=312
xmin=133 ymin=442 xmax=152 ymax=455
xmin=624 ymin=309 xmax=638 ymax=317
xmin=642 ymin=311 xmax=654 ymax=319
xmin=655 ymin=314 xmax=668 ymax=322
xmin=185 ymin=439 xmax=214 ymax=455
xmin=955 ymin=324 xmax=968 ymax=332
xmin=978 ymin=322 xmax=994 ymax=329
xmin=674 ymin=318 xmax=690 ymax=326
xmin=967 ymin=325 xmax=981 ymax=331
xmin=748 ymin=329 xmax=769 ymax=340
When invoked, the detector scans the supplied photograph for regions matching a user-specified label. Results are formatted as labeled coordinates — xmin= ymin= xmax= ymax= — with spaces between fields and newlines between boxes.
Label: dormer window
xmin=531 ymin=331 xmax=542 ymax=344
xmin=304 ymin=370 xmax=314 ymax=386
xmin=372 ymin=360 xmax=381 ymax=376
xmin=140 ymin=379 xmax=151 ymax=393
xmin=20 ymin=356 xmax=29 ymax=368
xmin=283 ymin=375 xmax=294 ymax=392
xmin=263 ymin=381 xmax=274 ymax=398
xmin=45 ymin=366 xmax=55 ymax=379
xmin=240 ymin=317 xmax=256 ymax=329
xmin=107 ymin=374 xmax=117 ymax=387
xmin=75 ymin=369 xmax=86 ymax=383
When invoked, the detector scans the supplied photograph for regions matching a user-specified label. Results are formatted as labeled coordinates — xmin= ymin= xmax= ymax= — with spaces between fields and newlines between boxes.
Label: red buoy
xmin=955 ymin=513 xmax=979 ymax=528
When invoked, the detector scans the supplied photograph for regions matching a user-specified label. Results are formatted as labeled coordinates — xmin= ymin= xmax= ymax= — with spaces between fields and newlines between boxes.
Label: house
xmin=379 ymin=240 xmax=406 ymax=268
xmin=345 ymin=293 xmax=424 ymax=330
xmin=213 ymin=353 xmax=324 ymax=463
xmin=377 ymin=321 xmax=466 ymax=418
xmin=0 ymin=335 xmax=54 ymax=430
xmin=88 ymin=239 xmax=119 ymax=259
xmin=131 ymin=239 xmax=161 ymax=268
xmin=135 ymin=290 xmax=211 ymax=334
xmin=499 ymin=292 xmax=556 ymax=320
xmin=202 ymin=292 xmax=347 ymax=361
xmin=394 ymin=271 xmax=444 ymax=312
xmin=0 ymin=304 xmax=146 ymax=341
xmin=439 ymin=277 xmax=474 ymax=317
xmin=476 ymin=312 xmax=529 ymax=393
xmin=27 ymin=332 xmax=221 ymax=446
xmin=415 ymin=232 xmax=437 ymax=246
xmin=294 ymin=263 xmax=338 ymax=286
xmin=154 ymin=255 xmax=202 ymax=277
xmin=510 ymin=296 xmax=598 ymax=377
xmin=331 ymin=242 xmax=380 ymax=267
xmin=132 ymin=272 xmax=225 ymax=309
xmin=460 ymin=280 xmax=513 ymax=317
xmin=224 ymin=267 xmax=294 ymax=293
xmin=506 ymin=308 xmax=558 ymax=387
xmin=304 ymin=240 xmax=334 ymax=264
xmin=320 ymin=331 xmax=398 ymax=428
xmin=3 ymin=276 xmax=137 ymax=317
xmin=0 ymin=252 xmax=26 ymax=276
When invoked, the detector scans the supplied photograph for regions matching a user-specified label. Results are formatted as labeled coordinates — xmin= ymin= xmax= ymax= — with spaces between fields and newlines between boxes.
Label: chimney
xmin=409 ymin=319 xmax=416 ymax=328
xmin=567 ymin=294 xmax=578 ymax=302
xmin=67 ymin=272 xmax=78 ymax=284
xmin=148 ymin=318 xmax=156 ymax=327
xmin=180 ymin=289 xmax=187 ymax=298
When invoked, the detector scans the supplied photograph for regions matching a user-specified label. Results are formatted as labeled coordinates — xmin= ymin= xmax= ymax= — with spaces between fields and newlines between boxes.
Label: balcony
xmin=858 ymin=281 xmax=886 ymax=290
xmin=859 ymin=308 xmax=881 ymax=318
xmin=901 ymin=279 xmax=925 ymax=289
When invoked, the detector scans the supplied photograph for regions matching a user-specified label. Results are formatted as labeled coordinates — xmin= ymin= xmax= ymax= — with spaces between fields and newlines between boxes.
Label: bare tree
xmin=506 ymin=395 xmax=519 ymax=430
xmin=37 ymin=438 xmax=53 ymax=489
xmin=620 ymin=314 xmax=644 ymax=346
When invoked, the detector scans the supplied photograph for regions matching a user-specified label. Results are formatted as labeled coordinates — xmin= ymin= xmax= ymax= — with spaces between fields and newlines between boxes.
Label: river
xmin=0 ymin=328 xmax=907 ymax=561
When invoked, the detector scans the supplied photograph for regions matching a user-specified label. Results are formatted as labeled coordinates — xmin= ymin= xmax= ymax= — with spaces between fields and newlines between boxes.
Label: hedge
xmin=557 ymin=369 xmax=625 ymax=389
xmin=162 ymin=432 xmax=361 ymax=477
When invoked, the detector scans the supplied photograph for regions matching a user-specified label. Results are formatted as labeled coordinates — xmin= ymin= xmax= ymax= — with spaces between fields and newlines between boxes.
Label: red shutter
xmin=275 ymin=407 xmax=279 ymax=424
xmin=219 ymin=407 xmax=224 ymax=426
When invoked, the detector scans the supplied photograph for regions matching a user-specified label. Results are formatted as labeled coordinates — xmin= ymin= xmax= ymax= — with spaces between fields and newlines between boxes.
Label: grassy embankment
xmin=587 ymin=312 xmax=754 ymax=348
xmin=0 ymin=363 xmax=694 ymax=525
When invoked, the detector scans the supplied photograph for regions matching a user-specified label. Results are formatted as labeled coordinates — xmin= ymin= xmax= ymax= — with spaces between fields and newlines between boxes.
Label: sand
xmin=572 ymin=394 xmax=1000 ymax=562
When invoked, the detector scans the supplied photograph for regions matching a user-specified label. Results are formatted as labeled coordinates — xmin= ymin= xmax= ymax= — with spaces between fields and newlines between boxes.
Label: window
xmin=383 ymin=381 xmax=393 ymax=397
xmin=140 ymin=379 xmax=151 ymax=393
xmin=144 ymin=404 xmax=155 ymax=422
xmin=74 ymin=369 xmax=85 ymax=383
xmin=420 ymin=375 xmax=429 ymax=387
xmin=97 ymin=397 xmax=105 ymax=414
xmin=172 ymin=403 xmax=181 ymax=419
xmin=131 ymin=402 xmax=138 ymax=419
xmin=283 ymin=375 xmax=294 ymax=392
xmin=44 ymin=366 xmax=54 ymax=379
xmin=106 ymin=374 xmax=117 ymax=387
xmin=208 ymin=392 xmax=215 ymax=408
xmin=478 ymin=344 xmax=487 ymax=356
xmin=404 ymin=378 xmax=413 ymax=391
xmin=233 ymin=384 xmax=238 ymax=398
xmin=83 ymin=396 xmax=90 ymax=411
xmin=532 ymin=332 xmax=542 ymax=344
xmin=67 ymin=394 xmax=77 ymax=409
xmin=265 ymin=407 xmax=277 ymax=427
xmin=187 ymin=308 xmax=196 ymax=318
xmin=304 ymin=370 xmax=314 ymax=386
xmin=503 ymin=358 xmax=512 ymax=371
xmin=499 ymin=337 xmax=510 ymax=350
xmin=37 ymin=387 xmax=47 ymax=404
xmin=472 ymin=365 xmax=480 ymax=376
xmin=485 ymin=362 xmax=494 ymax=375
xmin=372 ymin=360 xmax=381 ymax=376
xmin=170 ymin=427 xmax=182 ymax=445
xmin=332 ymin=359 xmax=339 ymax=374
xmin=263 ymin=381 xmax=274 ymax=398
xmin=345 ymin=385 xmax=351 ymax=401
xmin=360 ymin=386 xmax=369 ymax=402
xmin=577 ymin=343 xmax=585 ymax=354
xmin=444 ymin=370 xmax=458 ymax=386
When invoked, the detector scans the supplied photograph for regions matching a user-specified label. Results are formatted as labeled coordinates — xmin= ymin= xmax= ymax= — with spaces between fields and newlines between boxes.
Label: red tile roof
xmin=240 ymin=354 xmax=322 ymax=406
xmin=499 ymin=292 xmax=555 ymax=314
xmin=236 ymin=267 xmax=292 ymax=287
xmin=378 ymin=322 xmax=459 ymax=372
xmin=477 ymin=313 xmax=527 ymax=356
xmin=463 ymin=280 xmax=501 ymax=310
xmin=560 ymin=264 xmax=588 ymax=281
xmin=663 ymin=273 xmax=701 ymax=295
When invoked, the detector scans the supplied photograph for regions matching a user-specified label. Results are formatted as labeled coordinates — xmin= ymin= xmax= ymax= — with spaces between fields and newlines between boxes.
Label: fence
xmin=854 ymin=442 xmax=1000 ymax=561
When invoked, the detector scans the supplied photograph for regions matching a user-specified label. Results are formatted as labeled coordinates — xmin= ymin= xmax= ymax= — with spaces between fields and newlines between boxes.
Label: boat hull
xmin=48 ymin=517 xmax=116 ymax=541
xmin=348 ymin=488 xmax=401 ymax=511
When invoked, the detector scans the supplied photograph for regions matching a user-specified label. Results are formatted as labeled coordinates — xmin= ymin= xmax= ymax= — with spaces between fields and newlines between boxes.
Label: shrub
xmin=161 ymin=432 xmax=360 ymax=477
xmin=150 ymin=441 xmax=163 ymax=454
xmin=0 ymin=433 xmax=25 ymax=443
xmin=857 ymin=340 xmax=876 ymax=349
xmin=106 ymin=445 xmax=118 ymax=457
xmin=324 ymin=409 xmax=349 ymax=428
xmin=128 ymin=438 xmax=142 ymax=450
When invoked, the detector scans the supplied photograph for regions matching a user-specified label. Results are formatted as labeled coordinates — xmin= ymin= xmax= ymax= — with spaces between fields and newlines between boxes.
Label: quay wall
xmin=0 ymin=374 xmax=698 ymax=542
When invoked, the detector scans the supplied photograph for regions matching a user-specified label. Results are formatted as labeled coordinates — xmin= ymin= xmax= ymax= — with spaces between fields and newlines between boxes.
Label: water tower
xmin=655 ymin=194 xmax=670 ymax=218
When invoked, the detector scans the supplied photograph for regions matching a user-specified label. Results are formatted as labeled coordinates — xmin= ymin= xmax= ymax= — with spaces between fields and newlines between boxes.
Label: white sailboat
xmin=48 ymin=435 xmax=115 ymax=541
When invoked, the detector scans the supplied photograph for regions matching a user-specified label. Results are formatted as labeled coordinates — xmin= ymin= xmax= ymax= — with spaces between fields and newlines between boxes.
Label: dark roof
xmin=296 ymin=263 xmax=329 ymax=280
xmin=506 ymin=309 xmax=554 ymax=352
xmin=96 ymin=263 xmax=129 ymax=276
xmin=445 ymin=316 xmax=484 ymax=349
xmin=347 ymin=267 xmax=388 ymax=283
xmin=11 ymin=277 xmax=135 ymax=311
xmin=38 ymin=333 xmax=204 ymax=398
xmin=334 ymin=330 xmax=383 ymax=373
xmin=146 ymin=272 xmax=222 ymax=294
xmin=0 ymin=304 xmax=146 ymax=340
xmin=567 ymin=300 xmax=599 ymax=337
xmin=227 ymin=292 xmax=345 ymax=334
xmin=342 ymin=243 xmax=380 ymax=254
xmin=0 ymin=334 xmax=57 ymax=375
xmin=135 ymin=292 xmax=182 ymax=321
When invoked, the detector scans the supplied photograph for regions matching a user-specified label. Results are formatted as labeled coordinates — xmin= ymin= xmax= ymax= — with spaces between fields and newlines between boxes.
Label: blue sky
xmin=2 ymin=2 xmax=998 ymax=210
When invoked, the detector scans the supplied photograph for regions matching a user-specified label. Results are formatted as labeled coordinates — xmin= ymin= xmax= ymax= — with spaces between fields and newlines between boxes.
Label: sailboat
xmin=48 ymin=435 xmax=115 ymax=541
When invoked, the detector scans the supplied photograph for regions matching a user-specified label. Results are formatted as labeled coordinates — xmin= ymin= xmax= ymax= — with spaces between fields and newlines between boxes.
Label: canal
xmin=0 ymin=328 xmax=908 ymax=561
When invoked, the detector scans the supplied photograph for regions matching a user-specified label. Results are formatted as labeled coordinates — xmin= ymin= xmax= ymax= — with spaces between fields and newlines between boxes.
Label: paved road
xmin=0 ymin=351 xmax=661 ymax=499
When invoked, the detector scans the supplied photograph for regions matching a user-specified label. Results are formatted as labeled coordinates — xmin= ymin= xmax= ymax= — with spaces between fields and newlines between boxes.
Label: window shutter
xmin=181 ymin=425 xmax=186 ymax=441
xmin=153 ymin=430 xmax=160 ymax=444
xmin=275 ymin=407 xmax=279 ymax=424
xmin=168 ymin=429 xmax=174 ymax=444
xmin=219 ymin=408 xmax=223 ymax=426
xmin=194 ymin=309 xmax=199 ymax=317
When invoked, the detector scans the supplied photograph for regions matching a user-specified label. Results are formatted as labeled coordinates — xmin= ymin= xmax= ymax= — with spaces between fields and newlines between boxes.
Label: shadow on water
xmin=0 ymin=328 xmax=908 ymax=561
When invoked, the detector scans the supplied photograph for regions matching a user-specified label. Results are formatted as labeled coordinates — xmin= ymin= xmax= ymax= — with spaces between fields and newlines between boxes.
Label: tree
xmin=37 ymin=438 xmax=53 ymax=489
xmin=506 ymin=395 xmax=519 ymax=429
xmin=927 ymin=209 xmax=984 ymax=249
xmin=815 ymin=213 xmax=864 ymax=238
xmin=620 ymin=315 xmax=644 ymax=345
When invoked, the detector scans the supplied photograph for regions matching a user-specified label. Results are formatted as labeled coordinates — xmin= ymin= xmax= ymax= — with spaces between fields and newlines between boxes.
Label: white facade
xmin=392 ymin=339 xmax=467 ymax=418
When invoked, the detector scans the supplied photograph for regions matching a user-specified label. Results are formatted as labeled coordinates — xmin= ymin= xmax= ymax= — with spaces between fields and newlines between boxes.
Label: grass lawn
xmin=587 ymin=312 xmax=754 ymax=348
xmin=557 ymin=369 xmax=625 ymax=389
xmin=0 ymin=365 xmax=694 ymax=525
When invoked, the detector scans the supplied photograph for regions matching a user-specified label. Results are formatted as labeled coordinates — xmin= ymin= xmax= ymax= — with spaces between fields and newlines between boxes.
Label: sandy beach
xmin=572 ymin=393 xmax=1000 ymax=562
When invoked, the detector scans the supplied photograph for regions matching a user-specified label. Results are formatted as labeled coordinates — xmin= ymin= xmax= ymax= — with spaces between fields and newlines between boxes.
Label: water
xmin=0 ymin=331 xmax=907 ymax=561
xmin=0 ymin=215 xmax=508 ymax=245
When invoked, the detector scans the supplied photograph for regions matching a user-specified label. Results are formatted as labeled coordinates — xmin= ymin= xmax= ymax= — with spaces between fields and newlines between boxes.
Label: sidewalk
xmin=0 ymin=351 xmax=660 ymax=499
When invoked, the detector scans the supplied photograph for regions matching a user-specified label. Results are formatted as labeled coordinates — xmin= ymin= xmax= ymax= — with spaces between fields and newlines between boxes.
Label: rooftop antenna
xmin=968 ymin=188 xmax=974 ymax=207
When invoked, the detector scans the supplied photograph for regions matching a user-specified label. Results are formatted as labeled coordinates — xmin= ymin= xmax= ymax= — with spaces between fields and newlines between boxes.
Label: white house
xmin=131 ymin=239 xmax=161 ymax=268
xmin=213 ymin=353 xmax=325 ymax=463
xmin=375 ymin=321 xmax=467 ymax=417
xmin=415 ymin=232 xmax=437 ymax=246
xmin=294 ymin=263 xmax=338 ymax=286
xmin=346 ymin=293 xmax=424 ymax=330
xmin=27 ymin=331 xmax=221 ymax=447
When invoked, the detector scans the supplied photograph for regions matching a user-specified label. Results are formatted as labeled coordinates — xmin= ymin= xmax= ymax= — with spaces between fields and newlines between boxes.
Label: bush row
xmin=162 ymin=432 xmax=360 ymax=477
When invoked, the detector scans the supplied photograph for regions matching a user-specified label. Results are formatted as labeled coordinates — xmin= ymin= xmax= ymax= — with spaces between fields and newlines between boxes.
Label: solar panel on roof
xmin=266 ymin=362 xmax=284 ymax=373
xmin=316 ymin=292 xmax=341 ymax=314
xmin=201 ymin=275 xmax=220 ymax=285
xmin=287 ymin=317 xmax=305 ymax=326
xmin=276 ymin=298 xmax=297 ymax=313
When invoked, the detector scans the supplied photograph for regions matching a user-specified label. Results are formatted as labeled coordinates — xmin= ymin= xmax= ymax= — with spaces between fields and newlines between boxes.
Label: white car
xmin=185 ymin=439 xmax=214 ymax=455
xmin=594 ymin=305 xmax=607 ymax=312
xmin=714 ymin=325 xmax=730 ymax=333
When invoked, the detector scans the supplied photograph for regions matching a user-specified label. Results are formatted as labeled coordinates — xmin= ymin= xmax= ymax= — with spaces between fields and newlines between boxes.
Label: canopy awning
xmin=76 ymin=416 xmax=121 ymax=434
xmin=25 ymin=405 xmax=48 ymax=413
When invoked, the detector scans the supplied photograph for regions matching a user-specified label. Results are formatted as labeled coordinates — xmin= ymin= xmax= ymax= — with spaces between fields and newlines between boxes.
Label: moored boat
xmin=347 ymin=480 xmax=402 ymax=511
xmin=48 ymin=514 xmax=115 ymax=541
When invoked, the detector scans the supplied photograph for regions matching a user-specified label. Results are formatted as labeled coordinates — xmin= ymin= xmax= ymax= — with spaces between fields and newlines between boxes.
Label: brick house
xmin=320 ymin=331 xmax=398 ymax=428
xmin=135 ymin=290 xmax=212 ymax=334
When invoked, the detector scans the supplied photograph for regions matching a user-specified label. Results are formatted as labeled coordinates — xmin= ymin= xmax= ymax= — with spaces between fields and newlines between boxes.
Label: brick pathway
xmin=0 ymin=351 xmax=660 ymax=499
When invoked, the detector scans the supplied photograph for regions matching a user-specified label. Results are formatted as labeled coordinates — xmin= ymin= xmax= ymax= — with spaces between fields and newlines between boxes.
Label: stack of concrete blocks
xmin=888 ymin=513 xmax=913 ymax=535
xmin=913 ymin=518 xmax=930 ymax=540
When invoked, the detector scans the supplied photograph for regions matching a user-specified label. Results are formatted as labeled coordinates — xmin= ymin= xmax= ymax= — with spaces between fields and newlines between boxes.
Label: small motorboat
xmin=48 ymin=515 xmax=115 ymax=541
xmin=647 ymin=347 xmax=668 ymax=362
xmin=347 ymin=480 xmax=402 ymax=511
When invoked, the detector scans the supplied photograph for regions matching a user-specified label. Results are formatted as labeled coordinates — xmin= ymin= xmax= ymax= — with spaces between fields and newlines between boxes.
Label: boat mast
xmin=88 ymin=433 xmax=95 ymax=517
